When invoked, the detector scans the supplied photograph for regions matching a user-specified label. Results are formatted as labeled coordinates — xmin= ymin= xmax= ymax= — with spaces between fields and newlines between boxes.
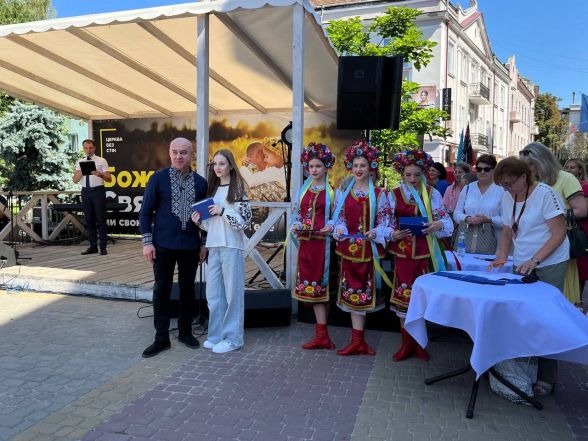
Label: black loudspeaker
xmin=337 ymin=55 xmax=403 ymax=130
xmin=244 ymin=289 xmax=291 ymax=328
xmin=169 ymin=284 xmax=291 ymax=328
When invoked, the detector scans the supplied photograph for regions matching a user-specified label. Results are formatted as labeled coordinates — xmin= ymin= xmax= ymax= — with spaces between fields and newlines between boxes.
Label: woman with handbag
xmin=453 ymin=154 xmax=504 ymax=255
xmin=519 ymin=143 xmax=587 ymax=306
xmin=565 ymin=158 xmax=588 ymax=305
xmin=490 ymin=157 xmax=569 ymax=398
xmin=388 ymin=150 xmax=453 ymax=362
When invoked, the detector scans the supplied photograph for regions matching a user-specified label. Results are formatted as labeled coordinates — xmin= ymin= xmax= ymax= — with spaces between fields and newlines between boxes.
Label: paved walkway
xmin=0 ymin=291 xmax=586 ymax=441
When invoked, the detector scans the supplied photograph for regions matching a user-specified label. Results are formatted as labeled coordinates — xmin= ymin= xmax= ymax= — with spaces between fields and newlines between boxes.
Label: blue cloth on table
xmin=432 ymin=271 xmax=524 ymax=285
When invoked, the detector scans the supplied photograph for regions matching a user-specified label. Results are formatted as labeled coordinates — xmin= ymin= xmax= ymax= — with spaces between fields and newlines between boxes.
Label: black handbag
xmin=566 ymin=209 xmax=588 ymax=258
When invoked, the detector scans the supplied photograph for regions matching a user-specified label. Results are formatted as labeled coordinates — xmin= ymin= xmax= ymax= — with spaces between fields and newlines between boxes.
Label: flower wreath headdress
xmin=344 ymin=140 xmax=379 ymax=171
xmin=301 ymin=142 xmax=336 ymax=170
xmin=392 ymin=149 xmax=434 ymax=173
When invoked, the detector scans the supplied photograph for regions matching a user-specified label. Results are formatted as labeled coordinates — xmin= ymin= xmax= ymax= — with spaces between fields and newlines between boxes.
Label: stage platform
xmin=0 ymin=238 xmax=285 ymax=301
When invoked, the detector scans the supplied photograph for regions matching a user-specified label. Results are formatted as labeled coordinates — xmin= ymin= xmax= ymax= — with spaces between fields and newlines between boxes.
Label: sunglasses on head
xmin=520 ymin=150 xmax=531 ymax=156
xmin=475 ymin=166 xmax=493 ymax=173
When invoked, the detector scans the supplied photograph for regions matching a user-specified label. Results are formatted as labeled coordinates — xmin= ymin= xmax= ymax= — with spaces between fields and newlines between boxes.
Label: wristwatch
xmin=531 ymin=257 xmax=541 ymax=265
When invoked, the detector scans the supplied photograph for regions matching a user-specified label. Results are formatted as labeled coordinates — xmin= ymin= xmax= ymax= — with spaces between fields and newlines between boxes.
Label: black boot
xmin=142 ymin=339 xmax=171 ymax=358
xmin=81 ymin=247 xmax=98 ymax=255
xmin=178 ymin=333 xmax=200 ymax=349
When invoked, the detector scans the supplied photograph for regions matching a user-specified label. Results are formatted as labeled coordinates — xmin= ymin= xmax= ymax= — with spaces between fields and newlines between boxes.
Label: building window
xmin=67 ymin=134 xmax=78 ymax=154
xmin=461 ymin=53 xmax=468 ymax=81
xmin=448 ymin=42 xmax=455 ymax=75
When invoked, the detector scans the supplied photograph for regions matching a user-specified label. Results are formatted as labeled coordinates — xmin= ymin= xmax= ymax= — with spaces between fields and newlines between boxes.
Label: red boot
xmin=336 ymin=329 xmax=376 ymax=356
xmin=392 ymin=328 xmax=417 ymax=362
xmin=302 ymin=324 xmax=336 ymax=350
xmin=415 ymin=344 xmax=430 ymax=361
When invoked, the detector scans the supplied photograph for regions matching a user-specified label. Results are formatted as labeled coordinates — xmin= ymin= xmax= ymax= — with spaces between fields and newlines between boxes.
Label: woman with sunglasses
xmin=452 ymin=154 xmax=504 ymax=254
xmin=490 ymin=157 xmax=568 ymax=398
xmin=519 ymin=143 xmax=587 ymax=307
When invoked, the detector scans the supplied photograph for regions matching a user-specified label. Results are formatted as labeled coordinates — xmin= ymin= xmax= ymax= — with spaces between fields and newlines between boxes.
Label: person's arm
xmin=332 ymin=189 xmax=348 ymax=239
xmin=73 ymin=161 xmax=82 ymax=184
xmin=485 ymin=186 xmax=504 ymax=228
xmin=90 ymin=158 xmax=112 ymax=183
xmin=369 ymin=190 xmax=392 ymax=245
xmin=223 ymin=198 xmax=252 ymax=231
xmin=516 ymin=215 xmax=566 ymax=275
xmin=491 ymin=225 xmax=512 ymax=267
xmin=100 ymin=158 xmax=112 ymax=182
xmin=569 ymin=193 xmax=587 ymax=219
xmin=427 ymin=188 xmax=453 ymax=238
xmin=452 ymin=184 xmax=468 ymax=223
xmin=139 ymin=174 xmax=158 ymax=263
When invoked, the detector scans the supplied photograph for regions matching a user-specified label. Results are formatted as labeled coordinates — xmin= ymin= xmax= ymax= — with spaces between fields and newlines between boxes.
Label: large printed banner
xmin=94 ymin=114 xmax=359 ymax=234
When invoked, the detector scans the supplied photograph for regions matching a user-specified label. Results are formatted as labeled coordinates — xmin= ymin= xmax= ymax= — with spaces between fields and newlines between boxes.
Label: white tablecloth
xmin=444 ymin=251 xmax=514 ymax=273
xmin=405 ymin=271 xmax=588 ymax=378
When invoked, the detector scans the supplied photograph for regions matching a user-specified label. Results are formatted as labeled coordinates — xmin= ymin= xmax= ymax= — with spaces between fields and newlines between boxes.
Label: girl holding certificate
xmin=388 ymin=150 xmax=453 ymax=362
xmin=332 ymin=141 xmax=392 ymax=356
xmin=191 ymin=149 xmax=252 ymax=354
xmin=291 ymin=142 xmax=336 ymax=350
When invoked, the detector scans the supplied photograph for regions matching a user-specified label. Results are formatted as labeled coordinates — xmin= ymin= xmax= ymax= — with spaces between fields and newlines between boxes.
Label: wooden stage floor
xmin=0 ymin=238 xmax=286 ymax=301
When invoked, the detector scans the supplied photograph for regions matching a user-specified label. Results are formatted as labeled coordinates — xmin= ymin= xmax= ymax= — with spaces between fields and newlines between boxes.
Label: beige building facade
xmin=311 ymin=0 xmax=537 ymax=163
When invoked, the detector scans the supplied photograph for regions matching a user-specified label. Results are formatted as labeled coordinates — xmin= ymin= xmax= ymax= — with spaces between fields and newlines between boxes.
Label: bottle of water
xmin=457 ymin=232 xmax=466 ymax=257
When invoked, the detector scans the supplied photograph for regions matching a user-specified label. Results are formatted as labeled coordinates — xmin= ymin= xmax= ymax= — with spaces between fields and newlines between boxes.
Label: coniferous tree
xmin=0 ymin=102 xmax=77 ymax=191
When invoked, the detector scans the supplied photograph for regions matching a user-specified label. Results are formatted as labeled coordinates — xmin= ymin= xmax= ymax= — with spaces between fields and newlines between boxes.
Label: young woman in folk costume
xmin=291 ymin=142 xmax=337 ymax=349
xmin=388 ymin=150 xmax=453 ymax=362
xmin=332 ymin=141 xmax=392 ymax=356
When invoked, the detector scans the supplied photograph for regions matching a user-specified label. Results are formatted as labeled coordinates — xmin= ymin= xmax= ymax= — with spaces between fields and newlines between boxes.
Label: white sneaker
xmin=212 ymin=340 xmax=241 ymax=354
xmin=203 ymin=340 xmax=216 ymax=349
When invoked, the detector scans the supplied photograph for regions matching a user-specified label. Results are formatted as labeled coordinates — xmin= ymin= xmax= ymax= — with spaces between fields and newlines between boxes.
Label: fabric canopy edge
xmin=0 ymin=0 xmax=322 ymax=37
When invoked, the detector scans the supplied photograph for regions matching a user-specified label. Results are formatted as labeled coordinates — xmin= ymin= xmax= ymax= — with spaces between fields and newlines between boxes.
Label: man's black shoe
xmin=100 ymin=249 xmax=108 ymax=255
xmin=81 ymin=247 xmax=98 ymax=255
xmin=142 ymin=340 xmax=171 ymax=358
xmin=178 ymin=334 xmax=200 ymax=349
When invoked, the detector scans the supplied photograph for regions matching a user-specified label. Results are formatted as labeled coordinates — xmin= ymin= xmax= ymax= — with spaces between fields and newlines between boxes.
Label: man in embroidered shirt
xmin=139 ymin=137 xmax=208 ymax=358
xmin=72 ymin=139 xmax=113 ymax=256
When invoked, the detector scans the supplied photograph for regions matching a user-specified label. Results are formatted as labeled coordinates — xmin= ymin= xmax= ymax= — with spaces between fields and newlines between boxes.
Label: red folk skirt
xmin=293 ymin=237 xmax=330 ymax=303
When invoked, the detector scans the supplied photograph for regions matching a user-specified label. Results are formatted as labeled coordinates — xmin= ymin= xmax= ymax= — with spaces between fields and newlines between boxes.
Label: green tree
xmin=0 ymin=102 xmax=77 ymax=191
xmin=534 ymin=92 xmax=567 ymax=154
xmin=326 ymin=6 xmax=448 ymax=184
xmin=0 ymin=0 xmax=55 ymax=113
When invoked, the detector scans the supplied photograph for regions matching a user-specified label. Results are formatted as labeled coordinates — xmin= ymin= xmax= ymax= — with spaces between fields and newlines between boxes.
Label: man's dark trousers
xmin=152 ymin=247 xmax=199 ymax=341
xmin=82 ymin=185 xmax=107 ymax=251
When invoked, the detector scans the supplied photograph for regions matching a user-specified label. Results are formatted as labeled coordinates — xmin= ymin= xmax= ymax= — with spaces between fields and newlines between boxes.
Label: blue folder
xmin=191 ymin=197 xmax=215 ymax=221
xmin=399 ymin=217 xmax=428 ymax=236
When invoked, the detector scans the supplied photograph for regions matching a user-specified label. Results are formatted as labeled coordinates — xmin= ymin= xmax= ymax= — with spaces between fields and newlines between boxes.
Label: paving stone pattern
xmin=0 ymin=291 xmax=586 ymax=441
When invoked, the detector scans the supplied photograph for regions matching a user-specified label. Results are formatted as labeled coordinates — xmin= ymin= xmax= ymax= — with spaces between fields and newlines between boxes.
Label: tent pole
xmin=288 ymin=3 xmax=305 ymax=289
xmin=196 ymin=14 xmax=210 ymax=177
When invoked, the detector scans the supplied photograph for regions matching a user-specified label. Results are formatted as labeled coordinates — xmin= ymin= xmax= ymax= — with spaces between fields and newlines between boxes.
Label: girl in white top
xmin=453 ymin=154 xmax=505 ymax=231
xmin=191 ymin=149 xmax=252 ymax=354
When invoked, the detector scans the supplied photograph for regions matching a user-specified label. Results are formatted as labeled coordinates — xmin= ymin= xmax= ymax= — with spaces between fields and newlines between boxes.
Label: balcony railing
xmin=469 ymin=82 xmax=490 ymax=105
xmin=471 ymin=133 xmax=489 ymax=152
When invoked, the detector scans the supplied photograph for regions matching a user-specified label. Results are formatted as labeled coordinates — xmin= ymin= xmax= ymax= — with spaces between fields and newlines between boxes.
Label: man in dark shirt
xmin=139 ymin=137 xmax=208 ymax=358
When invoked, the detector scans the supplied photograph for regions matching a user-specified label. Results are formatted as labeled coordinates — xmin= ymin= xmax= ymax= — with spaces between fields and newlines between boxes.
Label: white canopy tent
xmin=0 ymin=0 xmax=339 ymax=288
